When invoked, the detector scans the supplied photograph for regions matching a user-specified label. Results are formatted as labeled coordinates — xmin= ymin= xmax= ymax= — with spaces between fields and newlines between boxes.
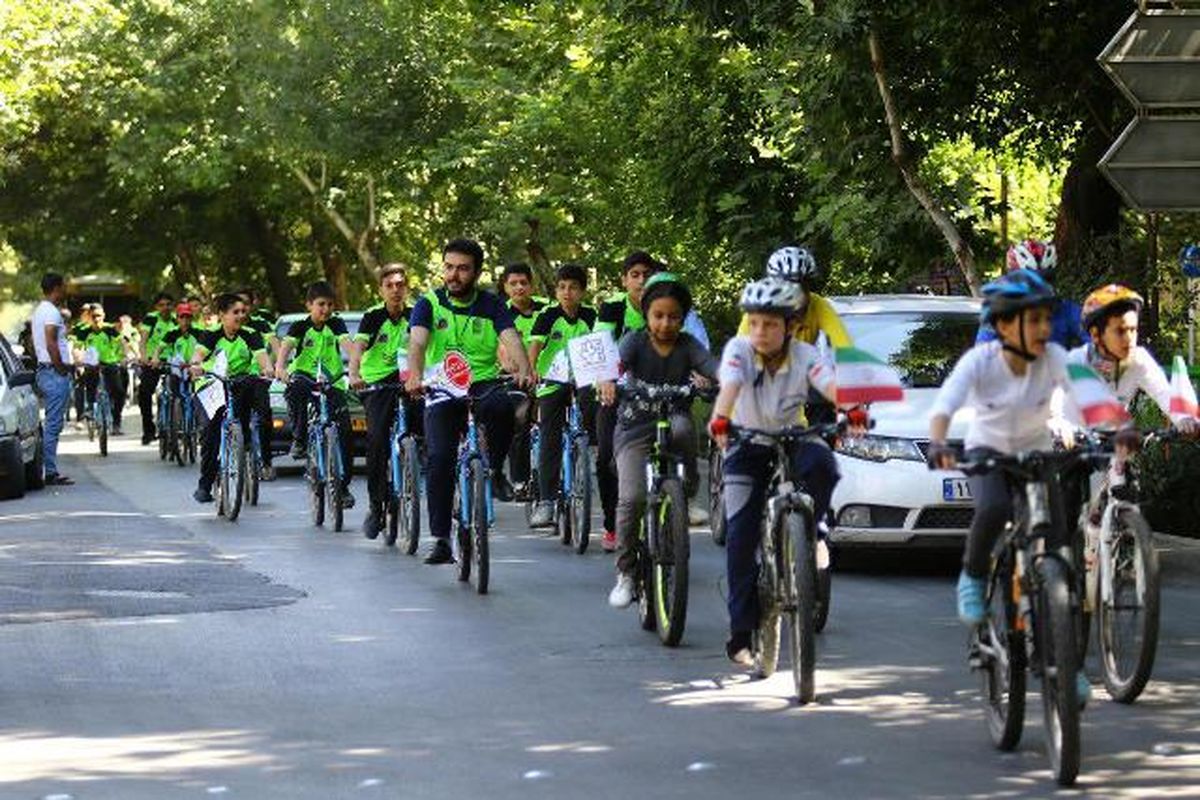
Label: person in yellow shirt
xmin=738 ymin=246 xmax=852 ymax=349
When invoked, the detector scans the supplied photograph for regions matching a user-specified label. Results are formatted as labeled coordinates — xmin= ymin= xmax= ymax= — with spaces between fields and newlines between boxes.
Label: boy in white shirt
xmin=708 ymin=278 xmax=840 ymax=665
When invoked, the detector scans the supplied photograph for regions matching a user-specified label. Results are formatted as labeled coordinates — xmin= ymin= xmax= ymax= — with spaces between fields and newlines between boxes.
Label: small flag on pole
xmin=834 ymin=347 xmax=905 ymax=405
xmin=1066 ymin=363 xmax=1130 ymax=427
xmin=1168 ymin=355 xmax=1199 ymax=418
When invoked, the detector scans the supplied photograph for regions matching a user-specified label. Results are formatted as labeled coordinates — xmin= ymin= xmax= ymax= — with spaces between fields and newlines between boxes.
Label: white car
xmin=0 ymin=332 xmax=44 ymax=499
xmin=828 ymin=294 xmax=978 ymax=548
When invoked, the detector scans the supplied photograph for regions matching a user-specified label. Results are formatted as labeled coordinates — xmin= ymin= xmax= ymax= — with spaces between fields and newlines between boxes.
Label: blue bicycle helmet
xmin=980 ymin=269 xmax=1057 ymax=324
xmin=1182 ymin=243 xmax=1200 ymax=278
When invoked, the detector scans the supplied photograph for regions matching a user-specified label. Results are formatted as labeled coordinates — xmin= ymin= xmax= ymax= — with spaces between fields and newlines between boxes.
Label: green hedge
xmin=1132 ymin=393 xmax=1200 ymax=538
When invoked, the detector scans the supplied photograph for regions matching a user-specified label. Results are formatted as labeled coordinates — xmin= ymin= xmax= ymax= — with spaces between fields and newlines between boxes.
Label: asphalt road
xmin=0 ymin=421 xmax=1198 ymax=799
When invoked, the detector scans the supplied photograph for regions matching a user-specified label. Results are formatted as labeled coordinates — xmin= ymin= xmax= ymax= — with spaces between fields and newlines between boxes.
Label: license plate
xmin=942 ymin=477 xmax=972 ymax=502
xmin=351 ymin=418 xmax=367 ymax=433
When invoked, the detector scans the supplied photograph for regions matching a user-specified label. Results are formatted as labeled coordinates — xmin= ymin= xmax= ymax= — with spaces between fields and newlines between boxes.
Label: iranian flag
xmin=1066 ymin=363 xmax=1130 ymax=427
xmin=1168 ymin=355 xmax=1199 ymax=418
xmin=834 ymin=347 xmax=905 ymax=405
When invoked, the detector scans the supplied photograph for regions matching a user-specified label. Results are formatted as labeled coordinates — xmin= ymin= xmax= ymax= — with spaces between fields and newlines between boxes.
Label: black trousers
xmin=596 ymin=404 xmax=618 ymax=532
xmin=82 ymin=365 xmax=128 ymax=425
xmin=138 ymin=368 xmax=158 ymax=437
xmin=508 ymin=391 xmax=534 ymax=485
xmin=536 ymin=386 xmax=596 ymax=501
xmin=360 ymin=375 xmax=424 ymax=512
xmin=198 ymin=380 xmax=255 ymax=491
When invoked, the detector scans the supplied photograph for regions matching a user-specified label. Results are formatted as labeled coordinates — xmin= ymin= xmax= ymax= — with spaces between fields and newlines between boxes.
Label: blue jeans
xmin=723 ymin=438 xmax=838 ymax=635
xmin=36 ymin=367 xmax=70 ymax=477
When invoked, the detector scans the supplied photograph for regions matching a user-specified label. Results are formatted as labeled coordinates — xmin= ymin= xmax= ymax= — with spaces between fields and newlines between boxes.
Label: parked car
xmin=0 ymin=331 xmax=44 ymax=499
xmin=269 ymin=312 xmax=368 ymax=462
xmin=828 ymin=294 xmax=978 ymax=549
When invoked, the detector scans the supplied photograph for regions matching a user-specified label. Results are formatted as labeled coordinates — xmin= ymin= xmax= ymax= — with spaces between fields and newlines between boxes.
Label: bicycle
xmin=169 ymin=362 xmax=198 ymax=467
xmin=297 ymin=368 xmax=351 ymax=532
xmin=728 ymin=422 xmax=839 ymax=704
xmin=357 ymin=382 xmax=423 ymax=554
xmin=151 ymin=365 xmax=173 ymax=462
xmin=1073 ymin=428 xmax=1165 ymax=704
xmin=707 ymin=442 xmax=725 ymax=546
xmin=618 ymin=380 xmax=700 ymax=647
xmin=202 ymin=371 xmax=263 ymax=523
xmin=529 ymin=381 xmax=592 ymax=554
xmin=947 ymin=448 xmax=1095 ymax=787
xmin=430 ymin=379 xmax=514 ymax=596
xmin=81 ymin=364 xmax=115 ymax=457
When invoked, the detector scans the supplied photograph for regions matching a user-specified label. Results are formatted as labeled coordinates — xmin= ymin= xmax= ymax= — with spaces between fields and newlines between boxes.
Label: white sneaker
xmin=816 ymin=539 xmax=831 ymax=571
xmin=688 ymin=501 xmax=709 ymax=526
xmin=608 ymin=573 xmax=635 ymax=608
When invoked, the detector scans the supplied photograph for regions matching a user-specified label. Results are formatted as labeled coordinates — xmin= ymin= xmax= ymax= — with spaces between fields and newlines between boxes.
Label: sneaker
xmin=260 ymin=465 xmax=276 ymax=482
xmin=424 ymin=538 xmax=454 ymax=565
xmin=512 ymin=481 xmax=532 ymax=503
xmin=726 ymin=631 xmax=754 ymax=667
xmin=688 ymin=501 xmax=710 ymax=526
xmin=1076 ymin=673 xmax=1092 ymax=709
xmin=601 ymin=530 xmax=617 ymax=552
xmin=362 ymin=508 xmax=384 ymax=540
xmin=289 ymin=441 xmax=307 ymax=460
xmin=341 ymin=488 xmax=356 ymax=509
xmin=529 ymin=501 xmax=555 ymax=528
xmin=956 ymin=570 xmax=986 ymax=626
xmin=492 ymin=474 xmax=515 ymax=503
xmin=816 ymin=538 xmax=831 ymax=571
xmin=608 ymin=573 xmax=635 ymax=608
xmin=193 ymin=486 xmax=214 ymax=504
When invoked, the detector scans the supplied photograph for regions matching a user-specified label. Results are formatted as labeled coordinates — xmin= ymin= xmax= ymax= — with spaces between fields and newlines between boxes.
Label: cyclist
xmin=740 ymin=246 xmax=852 ymax=350
xmin=238 ymin=288 xmax=277 ymax=482
xmin=500 ymin=262 xmax=549 ymax=500
xmin=189 ymin=293 xmax=274 ymax=503
xmin=708 ymin=278 xmax=841 ymax=664
xmin=404 ymin=238 xmax=534 ymax=565
xmin=152 ymin=302 xmax=202 ymax=387
xmin=594 ymin=251 xmax=657 ymax=551
xmin=349 ymin=263 xmax=421 ymax=538
xmin=600 ymin=272 xmax=717 ymax=608
xmin=275 ymin=281 xmax=355 ymax=508
xmin=526 ymin=264 xmax=597 ymax=528
xmin=138 ymin=291 xmax=176 ymax=444
xmin=976 ymin=239 xmax=1085 ymax=349
xmin=78 ymin=305 xmax=129 ymax=435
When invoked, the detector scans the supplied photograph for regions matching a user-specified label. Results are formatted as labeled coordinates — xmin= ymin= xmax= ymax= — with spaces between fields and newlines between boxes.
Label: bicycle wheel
xmin=755 ymin=541 xmax=781 ymax=678
xmin=568 ymin=437 xmax=591 ymax=554
xmin=1037 ymin=556 xmax=1081 ymax=787
xmin=784 ymin=512 xmax=817 ymax=704
xmin=171 ymin=397 xmax=185 ymax=465
xmin=470 ymin=459 xmax=489 ymax=595
xmin=814 ymin=560 xmax=832 ymax=634
xmin=245 ymin=432 xmax=260 ymax=507
xmin=223 ymin=424 xmax=244 ymax=522
xmin=307 ymin=447 xmax=325 ymax=527
xmin=708 ymin=446 xmax=726 ymax=546
xmin=325 ymin=426 xmax=344 ymax=532
xmin=524 ymin=467 xmax=540 ymax=527
xmin=158 ymin=396 xmax=169 ymax=460
xmin=653 ymin=477 xmax=690 ymax=647
xmin=455 ymin=479 xmax=472 ymax=584
xmin=398 ymin=437 xmax=422 ymax=555
xmin=981 ymin=548 xmax=1026 ymax=751
xmin=99 ymin=411 xmax=108 ymax=457
xmin=1098 ymin=508 xmax=1159 ymax=704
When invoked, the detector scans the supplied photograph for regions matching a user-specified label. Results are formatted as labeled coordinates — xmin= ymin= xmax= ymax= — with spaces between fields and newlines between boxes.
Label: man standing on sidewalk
xmin=31 ymin=273 xmax=74 ymax=486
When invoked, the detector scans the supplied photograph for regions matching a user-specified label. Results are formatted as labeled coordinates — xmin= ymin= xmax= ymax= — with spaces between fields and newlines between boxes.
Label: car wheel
xmin=25 ymin=428 xmax=45 ymax=490
xmin=0 ymin=437 xmax=26 ymax=500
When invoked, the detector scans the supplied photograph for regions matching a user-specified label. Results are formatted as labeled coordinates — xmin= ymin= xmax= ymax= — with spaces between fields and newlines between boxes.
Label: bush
xmin=1131 ymin=395 xmax=1200 ymax=538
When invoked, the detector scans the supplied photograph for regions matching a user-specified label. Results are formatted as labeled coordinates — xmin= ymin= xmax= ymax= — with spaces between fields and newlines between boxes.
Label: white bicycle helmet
xmin=739 ymin=277 xmax=806 ymax=317
xmin=765 ymin=246 xmax=819 ymax=284
xmin=1005 ymin=239 xmax=1058 ymax=278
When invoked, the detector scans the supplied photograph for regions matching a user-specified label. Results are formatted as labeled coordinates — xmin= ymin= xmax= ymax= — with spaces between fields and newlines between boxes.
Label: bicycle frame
xmin=305 ymin=369 xmax=342 ymax=486
xmin=457 ymin=407 xmax=495 ymax=529
xmin=559 ymin=386 xmax=585 ymax=503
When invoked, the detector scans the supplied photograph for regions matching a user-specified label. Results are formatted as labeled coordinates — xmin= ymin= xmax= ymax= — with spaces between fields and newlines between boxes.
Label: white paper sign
xmin=211 ymin=350 xmax=229 ymax=378
xmin=423 ymin=352 xmax=472 ymax=401
xmin=567 ymin=331 xmax=620 ymax=387
xmin=196 ymin=379 xmax=225 ymax=419
xmin=81 ymin=347 xmax=100 ymax=367
xmin=542 ymin=349 xmax=572 ymax=384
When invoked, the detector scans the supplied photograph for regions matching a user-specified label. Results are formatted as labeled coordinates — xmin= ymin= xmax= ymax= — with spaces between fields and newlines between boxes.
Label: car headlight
xmin=835 ymin=434 xmax=924 ymax=462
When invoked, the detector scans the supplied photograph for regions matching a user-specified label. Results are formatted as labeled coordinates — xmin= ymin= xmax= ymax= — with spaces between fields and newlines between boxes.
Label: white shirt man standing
xmin=31 ymin=272 xmax=74 ymax=486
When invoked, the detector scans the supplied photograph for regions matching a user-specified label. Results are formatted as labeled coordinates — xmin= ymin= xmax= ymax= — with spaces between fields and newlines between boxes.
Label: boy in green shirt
xmin=501 ymin=262 xmax=548 ymax=497
xmin=79 ymin=305 xmax=129 ymax=435
xmin=526 ymin=264 xmax=597 ymax=527
xmin=275 ymin=281 xmax=355 ymax=507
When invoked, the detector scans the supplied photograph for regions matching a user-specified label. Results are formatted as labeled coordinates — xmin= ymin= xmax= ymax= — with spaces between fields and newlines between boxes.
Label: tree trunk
xmin=311 ymin=220 xmax=349 ymax=308
xmin=524 ymin=218 xmax=556 ymax=294
xmin=867 ymin=28 xmax=981 ymax=296
xmin=244 ymin=207 xmax=303 ymax=312
xmin=291 ymin=164 xmax=380 ymax=287
xmin=172 ymin=241 xmax=202 ymax=294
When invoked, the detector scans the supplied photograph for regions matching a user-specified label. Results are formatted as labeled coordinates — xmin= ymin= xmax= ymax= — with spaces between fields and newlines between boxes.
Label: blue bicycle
xmin=169 ymin=362 xmax=198 ymax=467
xmin=528 ymin=381 xmax=592 ymax=554
xmin=358 ymin=382 xmax=422 ymax=553
xmin=81 ymin=364 xmax=115 ymax=458
xmin=298 ymin=367 xmax=350 ymax=532
xmin=202 ymin=372 xmax=259 ymax=522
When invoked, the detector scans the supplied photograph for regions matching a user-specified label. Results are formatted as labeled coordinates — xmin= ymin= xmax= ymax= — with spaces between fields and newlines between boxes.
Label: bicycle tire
xmin=785 ymin=512 xmax=817 ymax=704
xmin=570 ymin=436 xmax=591 ymax=554
xmin=398 ymin=437 xmax=422 ymax=555
xmin=755 ymin=543 xmax=781 ymax=678
xmin=1098 ymin=508 xmax=1159 ymax=704
xmin=171 ymin=397 xmax=185 ymax=466
xmin=708 ymin=446 xmax=726 ymax=546
xmin=245 ymin=431 xmax=260 ymax=507
xmin=158 ymin=395 xmax=169 ymax=460
xmin=224 ymin=424 xmax=245 ymax=522
xmin=524 ymin=467 xmax=540 ymax=527
xmin=981 ymin=548 xmax=1026 ymax=751
xmin=814 ymin=561 xmax=832 ymax=634
xmin=307 ymin=446 xmax=325 ymax=527
xmin=1037 ymin=556 xmax=1081 ymax=787
xmin=653 ymin=478 xmax=690 ymax=647
xmin=325 ymin=426 xmax=344 ymax=532
xmin=636 ymin=523 xmax=656 ymax=632
xmin=455 ymin=480 xmax=472 ymax=584
xmin=470 ymin=459 xmax=489 ymax=595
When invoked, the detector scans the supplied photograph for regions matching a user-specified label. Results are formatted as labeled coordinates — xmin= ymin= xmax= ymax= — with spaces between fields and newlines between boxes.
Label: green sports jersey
xmin=413 ymin=288 xmax=516 ymax=384
xmin=141 ymin=310 xmax=177 ymax=356
xmin=81 ymin=324 xmax=124 ymax=365
xmin=355 ymin=304 xmax=411 ymax=385
xmin=159 ymin=328 xmax=200 ymax=363
xmin=285 ymin=315 xmax=349 ymax=382
xmin=507 ymin=296 xmax=549 ymax=344
xmin=595 ymin=293 xmax=644 ymax=341
xmin=195 ymin=328 xmax=266 ymax=377
xmin=530 ymin=305 xmax=597 ymax=397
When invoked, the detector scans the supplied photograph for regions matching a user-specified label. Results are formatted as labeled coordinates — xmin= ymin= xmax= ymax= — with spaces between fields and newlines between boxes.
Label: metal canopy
xmin=1099 ymin=117 xmax=1200 ymax=211
xmin=1098 ymin=10 xmax=1200 ymax=108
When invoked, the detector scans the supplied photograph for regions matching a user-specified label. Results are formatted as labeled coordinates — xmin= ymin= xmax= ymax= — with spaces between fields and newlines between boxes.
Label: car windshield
xmin=843 ymin=311 xmax=978 ymax=388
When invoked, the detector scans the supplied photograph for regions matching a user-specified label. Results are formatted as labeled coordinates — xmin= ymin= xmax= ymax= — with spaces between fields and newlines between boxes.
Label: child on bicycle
xmin=526 ymin=264 xmax=597 ymax=528
xmin=599 ymin=272 xmax=717 ymax=608
xmin=708 ymin=278 xmax=841 ymax=665
xmin=152 ymin=303 xmax=201 ymax=399
xmin=275 ymin=281 xmax=356 ymax=507
xmin=189 ymin=292 xmax=274 ymax=503
xmin=78 ymin=305 xmax=129 ymax=436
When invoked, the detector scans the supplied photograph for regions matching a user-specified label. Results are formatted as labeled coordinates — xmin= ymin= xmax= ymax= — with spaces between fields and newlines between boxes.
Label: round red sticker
xmin=444 ymin=352 xmax=472 ymax=390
